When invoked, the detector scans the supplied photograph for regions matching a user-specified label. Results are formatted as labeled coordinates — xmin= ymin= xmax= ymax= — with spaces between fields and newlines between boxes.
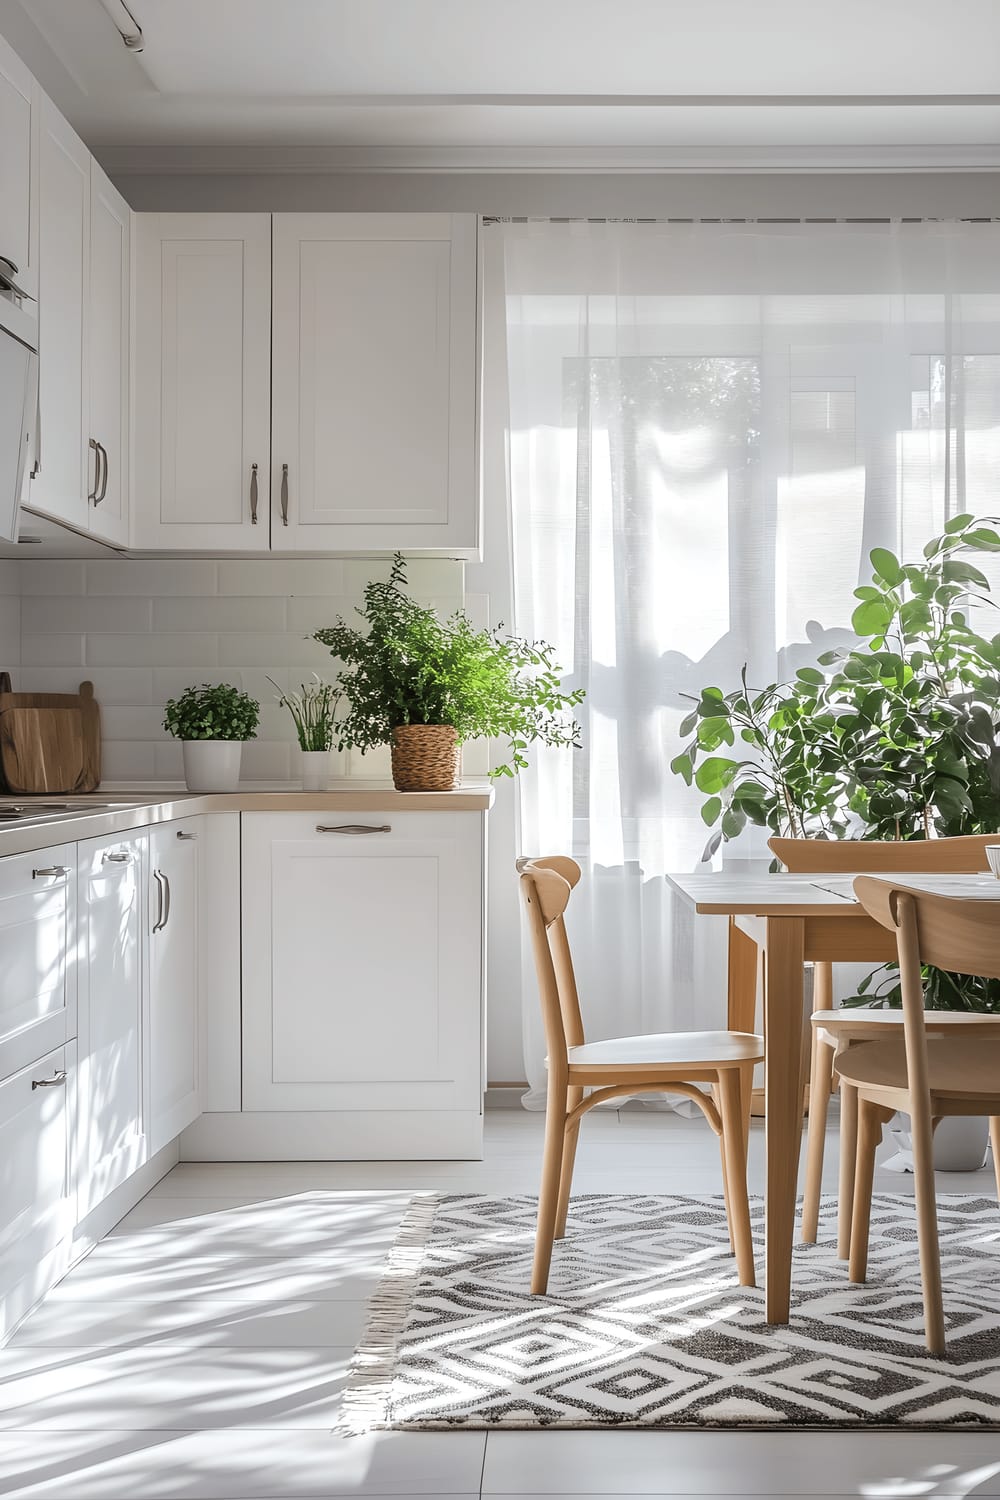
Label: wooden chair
xmin=517 ymin=855 xmax=764 ymax=1294
xmin=843 ymin=877 xmax=1000 ymax=1352
xmin=769 ymin=835 xmax=1000 ymax=1257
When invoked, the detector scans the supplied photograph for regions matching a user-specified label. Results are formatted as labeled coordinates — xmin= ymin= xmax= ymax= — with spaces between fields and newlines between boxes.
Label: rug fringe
xmin=338 ymin=1191 xmax=440 ymax=1436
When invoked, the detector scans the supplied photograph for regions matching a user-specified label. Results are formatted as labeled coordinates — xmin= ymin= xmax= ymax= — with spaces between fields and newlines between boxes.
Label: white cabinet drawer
xmin=0 ymin=1041 xmax=75 ymax=1319
xmin=0 ymin=843 xmax=75 ymax=1083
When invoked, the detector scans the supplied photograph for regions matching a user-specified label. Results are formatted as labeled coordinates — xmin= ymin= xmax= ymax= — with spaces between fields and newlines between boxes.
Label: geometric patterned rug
xmin=341 ymin=1193 xmax=1000 ymax=1432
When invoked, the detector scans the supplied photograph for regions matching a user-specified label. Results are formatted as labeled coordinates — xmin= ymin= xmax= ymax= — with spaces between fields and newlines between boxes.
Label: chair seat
xmin=836 ymin=1035 xmax=1000 ymax=1099
xmin=565 ymin=1029 xmax=764 ymax=1073
xmin=812 ymin=1006 xmax=1000 ymax=1047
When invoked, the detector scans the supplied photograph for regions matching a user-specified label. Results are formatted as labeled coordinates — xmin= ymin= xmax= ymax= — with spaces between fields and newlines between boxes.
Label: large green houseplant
xmin=669 ymin=513 xmax=1000 ymax=1015
xmin=314 ymin=555 xmax=584 ymax=790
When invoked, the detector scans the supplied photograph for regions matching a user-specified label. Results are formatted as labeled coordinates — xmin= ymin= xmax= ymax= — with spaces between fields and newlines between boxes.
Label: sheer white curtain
xmin=499 ymin=219 xmax=1000 ymax=1106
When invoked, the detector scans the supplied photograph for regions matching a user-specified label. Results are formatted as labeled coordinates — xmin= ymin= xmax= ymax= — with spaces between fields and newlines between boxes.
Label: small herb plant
xmin=163 ymin=683 xmax=260 ymax=742
xmin=314 ymin=554 xmax=584 ymax=777
xmin=269 ymin=675 xmax=340 ymax=752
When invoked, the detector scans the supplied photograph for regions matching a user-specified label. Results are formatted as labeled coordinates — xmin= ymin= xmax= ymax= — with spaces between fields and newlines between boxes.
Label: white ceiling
xmin=2 ymin=0 xmax=999 ymax=172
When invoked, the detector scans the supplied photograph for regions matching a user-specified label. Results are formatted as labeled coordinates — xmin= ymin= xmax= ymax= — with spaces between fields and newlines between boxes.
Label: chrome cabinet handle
xmin=160 ymin=871 xmax=171 ymax=929
xmin=316 ymin=824 xmax=391 ymax=835
xmin=250 ymin=463 xmax=258 ymax=524
xmin=176 ymin=830 xmax=197 ymax=840
xmin=32 ymin=864 xmax=68 ymax=880
xmin=88 ymin=438 xmax=100 ymax=502
xmin=102 ymin=850 xmax=133 ymax=864
xmin=280 ymin=463 xmax=289 ymax=526
xmin=96 ymin=441 xmax=109 ymax=504
xmin=32 ymin=1071 xmax=67 ymax=1090
xmin=152 ymin=869 xmax=165 ymax=931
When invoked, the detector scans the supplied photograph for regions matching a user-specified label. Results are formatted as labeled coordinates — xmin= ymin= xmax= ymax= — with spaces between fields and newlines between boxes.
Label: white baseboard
xmin=180 ymin=1109 xmax=484 ymax=1161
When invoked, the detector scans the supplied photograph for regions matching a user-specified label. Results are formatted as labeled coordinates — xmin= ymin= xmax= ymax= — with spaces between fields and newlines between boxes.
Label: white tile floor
xmin=1 ymin=1107 xmax=999 ymax=1499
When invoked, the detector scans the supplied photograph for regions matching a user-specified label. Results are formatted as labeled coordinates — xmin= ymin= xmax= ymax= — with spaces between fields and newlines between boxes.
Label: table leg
xmin=763 ymin=915 xmax=805 ymax=1324
xmin=727 ymin=917 xmax=758 ymax=1034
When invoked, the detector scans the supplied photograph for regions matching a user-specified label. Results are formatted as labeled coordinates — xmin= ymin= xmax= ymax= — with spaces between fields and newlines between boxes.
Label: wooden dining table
xmin=667 ymin=867 xmax=1000 ymax=1325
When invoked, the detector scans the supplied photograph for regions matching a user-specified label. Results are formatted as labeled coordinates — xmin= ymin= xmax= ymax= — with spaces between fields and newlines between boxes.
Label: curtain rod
xmin=482 ymin=215 xmax=1000 ymax=225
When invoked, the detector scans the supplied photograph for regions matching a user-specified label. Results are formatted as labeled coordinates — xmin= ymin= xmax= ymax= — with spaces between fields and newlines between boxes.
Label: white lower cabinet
xmin=0 ymin=843 xmax=75 ymax=1082
xmin=76 ymin=830 xmax=146 ymax=1221
xmin=146 ymin=817 xmax=200 ymax=1154
xmin=236 ymin=811 xmax=485 ymax=1158
xmin=0 ymin=1041 xmax=76 ymax=1338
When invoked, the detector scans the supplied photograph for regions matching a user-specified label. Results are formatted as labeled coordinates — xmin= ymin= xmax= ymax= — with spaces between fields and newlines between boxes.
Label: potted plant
xmin=163 ymin=683 xmax=260 ymax=793
xmin=314 ymin=554 xmax=584 ymax=790
xmin=669 ymin=513 xmax=1000 ymax=1168
xmin=270 ymin=675 xmax=340 ymax=791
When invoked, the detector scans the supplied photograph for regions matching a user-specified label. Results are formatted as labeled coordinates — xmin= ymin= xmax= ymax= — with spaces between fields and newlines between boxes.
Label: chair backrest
xmin=852 ymin=876 xmax=1000 ymax=1105
xmin=769 ymin=833 xmax=996 ymax=875
xmin=516 ymin=855 xmax=585 ymax=1078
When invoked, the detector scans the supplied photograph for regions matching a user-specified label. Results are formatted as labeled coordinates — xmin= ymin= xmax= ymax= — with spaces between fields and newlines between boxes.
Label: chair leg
xmin=849 ymin=1095 xmax=883 ymax=1283
xmin=532 ymin=1085 xmax=568 ymax=1296
xmin=713 ymin=1082 xmax=736 ymax=1255
xmin=717 ymin=1067 xmax=756 ymax=1287
xmin=801 ymin=1030 xmax=835 ymax=1244
xmin=554 ymin=1086 xmax=584 ymax=1240
xmin=990 ymin=1116 xmax=1000 ymax=1204
xmin=837 ymin=1079 xmax=858 ymax=1261
xmin=910 ymin=1107 xmax=946 ymax=1355
xmin=739 ymin=1062 xmax=754 ymax=1167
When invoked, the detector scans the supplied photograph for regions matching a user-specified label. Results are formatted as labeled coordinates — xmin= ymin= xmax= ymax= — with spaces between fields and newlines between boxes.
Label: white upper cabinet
xmin=132 ymin=213 xmax=271 ymax=551
xmin=271 ymin=213 xmax=478 ymax=553
xmin=87 ymin=164 xmax=130 ymax=547
xmin=0 ymin=34 xmax=38 ymax=308
xmin=28 ymin=100 xmax=90 ymax=533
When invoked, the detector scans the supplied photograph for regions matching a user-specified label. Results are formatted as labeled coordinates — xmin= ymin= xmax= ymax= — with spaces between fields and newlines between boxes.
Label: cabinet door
xmin=146 ymin=817 xmax=200 ymax=1154
xmin=87 ymin=163 xmax=130 ymax=547
xmin=242 ymin=811 xmax=484 ymax=1113
xmin=132 ymin=213 xmax=271 ymax=551
xmin=27 ymin=100 xmax=90 ymax=532
xmin=77 ymin=832 xmax=145 ymax=1220
xmin=271 ymin=213 xmax=479 ymax=553
xmin=0 ymin=1041 xmax=75 ymax=1342
xmin=0 ymin=844 xmax=75 ymax=1084
xmin=0 ymin=35 xmax=38 ymax=307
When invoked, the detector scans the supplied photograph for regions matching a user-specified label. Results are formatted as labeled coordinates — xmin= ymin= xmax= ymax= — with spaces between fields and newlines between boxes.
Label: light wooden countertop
xmin=0 ymin=784 xmax=494 ymax=857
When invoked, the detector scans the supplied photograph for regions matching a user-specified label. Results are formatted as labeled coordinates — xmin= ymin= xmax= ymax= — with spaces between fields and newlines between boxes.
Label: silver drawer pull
xmin=32 ymin=1070 xmax=67 ymax=1090
xmin=32 ymin=865 xmax=68 ymax=880
xmin=176 ymin=830 xmax=197 ymax=840
xmin=102 ymin=850 xmax=133 ymax=864
xmin=316 ymin=823 xmax=391 ymax=835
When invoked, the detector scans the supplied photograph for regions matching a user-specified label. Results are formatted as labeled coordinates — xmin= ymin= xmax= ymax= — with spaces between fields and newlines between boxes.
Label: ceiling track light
xmin=98 ymin=0 xmax=144 ymax=52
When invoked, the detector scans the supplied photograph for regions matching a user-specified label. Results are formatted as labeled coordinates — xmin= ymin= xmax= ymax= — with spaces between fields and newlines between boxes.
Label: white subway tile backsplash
xmin=18 ymin=561 xmax=85 ymax=596
xmin=152 ymin=596 xmax=287 ymax=633
xmin=0 ymin=561 xmax=20 ymax=594
xmin=18 ymin=666 xmax=155 ymax=704
xmin=85 ymin=560 xmax=219 ymax=597
xmin=216 ymin=633 xmax=328 ymax=669
xmin=20 ymin=633 xmax=85 ymax=667
xmin=15 ymin=552 xmax=468 ymax=788
xmin=21 ymin=595 xmax=154 ymax=635
xmin=87 ymin=633 xmax=220 ymax=668
xmin=217 ymin=560 xmax=346 ymax=597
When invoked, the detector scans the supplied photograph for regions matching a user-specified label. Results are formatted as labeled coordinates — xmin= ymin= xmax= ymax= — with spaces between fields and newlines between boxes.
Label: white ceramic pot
xmin=299 ymin=749 xmax=331 ymax=792
xmin=181 ymin=739 xmax=243 ymax=793
xmin=886 ymin=1114 xmax=990 ymax=1173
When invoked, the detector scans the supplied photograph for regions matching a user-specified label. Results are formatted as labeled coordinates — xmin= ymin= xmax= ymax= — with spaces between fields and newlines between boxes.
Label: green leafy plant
xmin=269 ymin=675 xmax=340 ymax=752
xmin=668 ymin=513 xmax=1000 ymax=1013
xmin=671 ymin=513 xmax=1000 ymax=857
xmin=313 ymin=554 xmax=584 ymax=777
xmin=163 ymin=683 xmax=259 ymax=742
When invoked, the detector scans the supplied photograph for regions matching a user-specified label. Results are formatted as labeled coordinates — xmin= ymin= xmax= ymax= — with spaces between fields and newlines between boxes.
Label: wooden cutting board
xmin=0 ymin=674 xmax=101 ymax=794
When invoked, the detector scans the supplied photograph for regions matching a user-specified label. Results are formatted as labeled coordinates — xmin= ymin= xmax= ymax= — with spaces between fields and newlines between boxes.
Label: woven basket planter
xmin=390 ymin=724 xmax=460 ymax=792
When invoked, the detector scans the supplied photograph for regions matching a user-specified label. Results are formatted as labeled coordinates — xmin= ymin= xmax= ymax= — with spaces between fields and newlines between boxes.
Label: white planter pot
xmin=299 ymin=749 xmax=331 ymax=792
xmin=181 ymin=739 xmax=243 ymax=793
xmin=886 ymin=1114 xmax=990 ymax=1173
